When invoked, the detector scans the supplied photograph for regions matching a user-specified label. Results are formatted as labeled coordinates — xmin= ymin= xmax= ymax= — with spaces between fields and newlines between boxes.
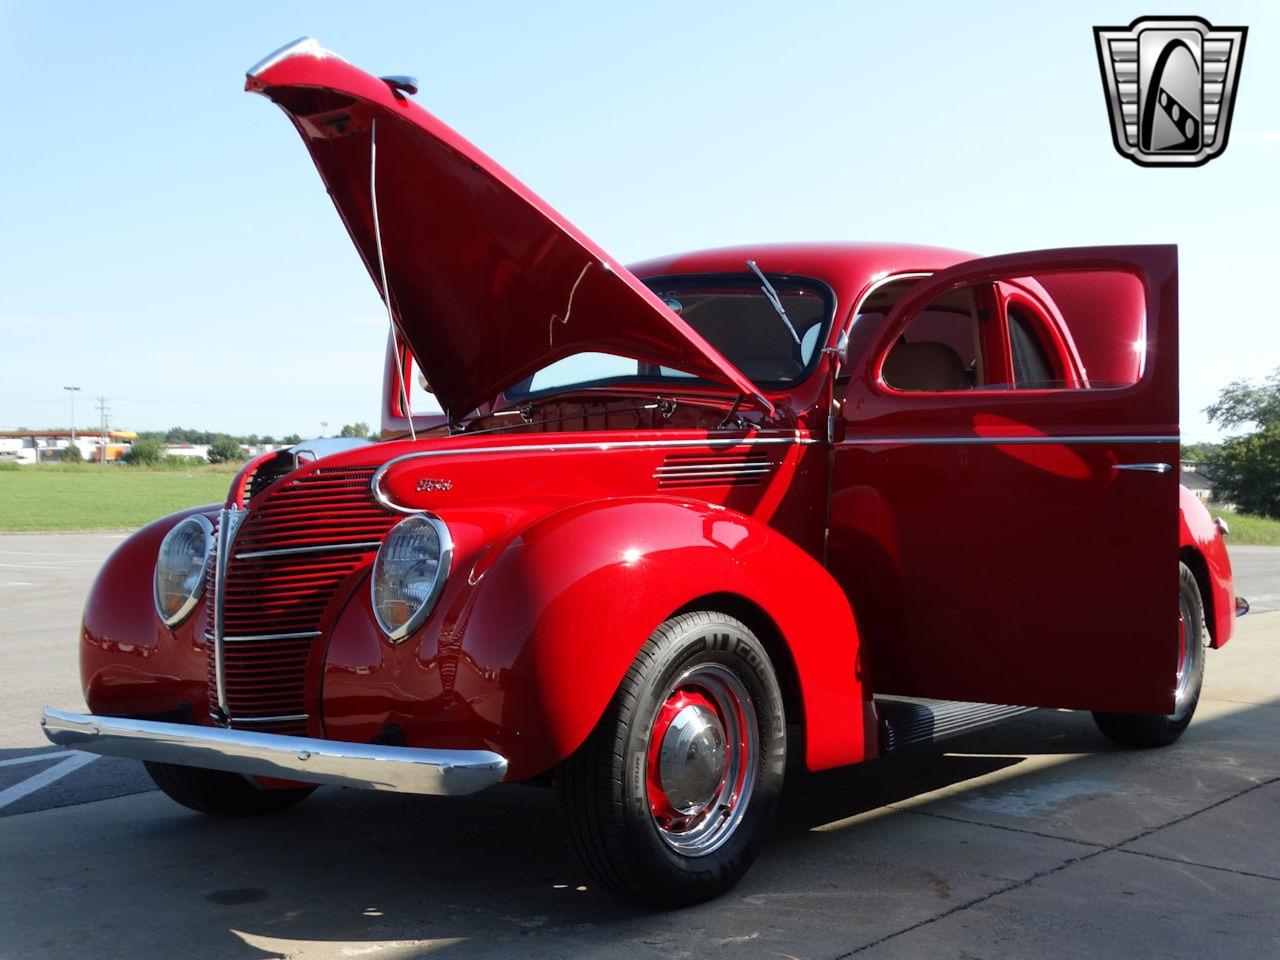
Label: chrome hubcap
xmin=646 ymin=663 xmax=758 ymax=857
xmin=1174 ymin=593 xmax=1198 ymax=708
xmin=658 ymin=704 xmax=727 ymax=813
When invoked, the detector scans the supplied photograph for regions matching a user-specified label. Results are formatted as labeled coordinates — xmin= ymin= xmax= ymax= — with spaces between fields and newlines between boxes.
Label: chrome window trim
xmin=838 ymin=434 xmax=1179 ymax=446
xmin=237 ymin=541 xmax=383 ymax=561
xmin=153 ymin=514 xmax=214 ymax=629
xmin=370 ymin=433 xmax=817 ymax=513
xmin=371 ymin=513 xmax=454 ymax=643
xmin=843 ymin=271 xmax=933 ymax=344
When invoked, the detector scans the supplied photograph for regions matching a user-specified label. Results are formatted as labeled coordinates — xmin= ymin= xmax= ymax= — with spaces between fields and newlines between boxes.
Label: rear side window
xmin=1007 ymin=306 xmax=1055 ymax=388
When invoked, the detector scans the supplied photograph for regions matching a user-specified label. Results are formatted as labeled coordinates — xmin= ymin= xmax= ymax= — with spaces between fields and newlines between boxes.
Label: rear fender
xmin=461 ymin=498 xmax=869 ymax=778
xmin=1178 ymin=486 xmax=1234 ymax=648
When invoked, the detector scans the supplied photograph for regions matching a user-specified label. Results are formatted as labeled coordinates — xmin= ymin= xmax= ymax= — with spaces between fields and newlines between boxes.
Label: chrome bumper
xmin=40 ymin=707 xmax=508 ymax=796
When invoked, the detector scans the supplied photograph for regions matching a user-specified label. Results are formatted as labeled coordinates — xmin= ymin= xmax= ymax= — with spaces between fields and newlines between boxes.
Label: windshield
xmin=506 ymin=274 xmax=833 ymax=401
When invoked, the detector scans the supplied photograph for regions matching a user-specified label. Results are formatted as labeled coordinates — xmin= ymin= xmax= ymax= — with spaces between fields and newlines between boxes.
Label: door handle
xmin=1112 ymin=462 xmax=1173 ymax=474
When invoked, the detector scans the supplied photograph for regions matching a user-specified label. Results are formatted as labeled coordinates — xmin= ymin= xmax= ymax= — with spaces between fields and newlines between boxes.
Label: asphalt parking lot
xmin=1 ymin=533 xmax=1277 ymax=959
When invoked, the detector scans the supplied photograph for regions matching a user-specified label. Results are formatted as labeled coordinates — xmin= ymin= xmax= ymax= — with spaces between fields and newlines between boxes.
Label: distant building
xmin=165 ymin=443 xmax=211 ymax=462
xmin=1180 ymin=462 xmax=1214 ymax=503
xmin=0 ymin=430 xmax=137 ymax=464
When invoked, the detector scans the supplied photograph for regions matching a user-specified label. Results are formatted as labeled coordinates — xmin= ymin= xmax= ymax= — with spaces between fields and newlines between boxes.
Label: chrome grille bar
xmin=236 ymin=541 xmax=383 ymax=561
xmin=211 ymin=507 xmax=247 ymax=719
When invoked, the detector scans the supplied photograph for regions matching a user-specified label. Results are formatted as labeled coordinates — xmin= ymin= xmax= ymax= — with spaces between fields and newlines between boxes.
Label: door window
xmin=882 ymin=287 xmax=990 ymax=391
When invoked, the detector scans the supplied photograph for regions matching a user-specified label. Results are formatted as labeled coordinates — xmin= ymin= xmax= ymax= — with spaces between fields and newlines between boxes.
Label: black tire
xmin=1093 ymin=562 xmax=1207 ymax=748
xmin=557 ymin=610 xmax=787 ymax=907
xmin=144 ymin=761 xmax=316 ymax=816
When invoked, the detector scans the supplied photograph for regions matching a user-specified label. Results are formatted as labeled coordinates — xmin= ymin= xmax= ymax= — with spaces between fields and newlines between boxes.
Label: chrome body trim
xmin=41 ymin=707 xmax=507 ymax=797
xmin=371 ymin=514 xmax=454 ymax=642
xmin=237 ymin=541 xmax=382 ymax=561
xmin=655 ymin=466 xmax=772 ymax=479
xmin=211 ymin=508 xmax=247 ymax=718
xmin=1112 ymin=462 xmax=1174 ymax=474
xmin=371 ymin=433 xmax=816 ymax=513
xmin=839 ymin=434 xmax=1179 ymax=447
xmin=245 ymin=37 xmax=336 ymax=79
xmin=223 ymin=713 xmax=309 ymax=725
xmin=153 ymin=514 xmax=214 ymax=629
xmin=222 ymin=631 xmax=322 ymax=644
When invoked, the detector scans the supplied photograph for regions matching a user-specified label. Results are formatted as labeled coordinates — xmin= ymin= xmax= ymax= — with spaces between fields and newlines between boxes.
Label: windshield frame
xmin=502 ymin=271 xmax=837 ymax=404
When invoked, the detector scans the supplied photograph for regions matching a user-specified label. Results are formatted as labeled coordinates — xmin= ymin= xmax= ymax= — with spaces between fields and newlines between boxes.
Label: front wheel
xmin=557 ymin=611 xmax=787 ymax=906
xmin=1092 ymin=562 xmax=1207 ymax=748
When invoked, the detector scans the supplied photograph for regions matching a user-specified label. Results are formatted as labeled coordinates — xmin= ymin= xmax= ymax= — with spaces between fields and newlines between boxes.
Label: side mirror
xmin=825 ymin=329 xmax=850 ymax=370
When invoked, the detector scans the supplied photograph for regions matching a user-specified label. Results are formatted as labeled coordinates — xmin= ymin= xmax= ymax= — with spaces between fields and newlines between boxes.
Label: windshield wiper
xmin=746 ymin=260 xmax=801 ymax=346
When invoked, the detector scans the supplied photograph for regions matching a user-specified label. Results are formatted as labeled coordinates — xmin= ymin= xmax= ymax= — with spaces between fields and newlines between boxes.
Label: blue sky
xmin=1 ymin=2 xmax=1276 ymax=440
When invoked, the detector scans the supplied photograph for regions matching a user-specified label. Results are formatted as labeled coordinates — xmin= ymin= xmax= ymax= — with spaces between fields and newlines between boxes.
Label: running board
xmin=876 ymin=697 xmax=1037 ymax=753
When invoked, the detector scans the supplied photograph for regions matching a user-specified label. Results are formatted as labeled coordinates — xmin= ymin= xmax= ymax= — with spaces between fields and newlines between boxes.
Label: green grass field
xmin=5 ymin=462 xmax=1280 ymax=544
xmin=1211 ymin=508 xmax=1280 ymax=547
xmin=0 ymin=463 xmax=237 ymax=532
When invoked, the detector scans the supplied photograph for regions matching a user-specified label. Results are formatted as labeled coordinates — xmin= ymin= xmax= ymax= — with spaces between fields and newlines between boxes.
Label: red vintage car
xmin=42 ymin=39 xmax=1246 ymax=906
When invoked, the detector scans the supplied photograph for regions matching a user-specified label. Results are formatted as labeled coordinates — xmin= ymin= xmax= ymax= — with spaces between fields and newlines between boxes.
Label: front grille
xmin=205 ymin=465 xmax=399 ymax=735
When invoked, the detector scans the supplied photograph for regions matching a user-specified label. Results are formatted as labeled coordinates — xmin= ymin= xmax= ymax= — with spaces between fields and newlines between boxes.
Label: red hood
xmin=246 ymin=39 xmax=771 ymax=420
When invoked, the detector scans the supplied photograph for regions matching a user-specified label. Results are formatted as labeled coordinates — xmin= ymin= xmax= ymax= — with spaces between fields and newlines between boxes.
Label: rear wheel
xmin=144 ymin=761 xmax=316 ymax=816
xmin=557 ymin=611 xmax=787 ymax=906
xmin=1092 ymin=562 xmax=1206 ymax=748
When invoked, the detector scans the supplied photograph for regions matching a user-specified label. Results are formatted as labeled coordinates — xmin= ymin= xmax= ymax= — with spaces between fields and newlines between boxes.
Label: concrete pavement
xmin=1 ymin=534 xmax=1277 ymax=958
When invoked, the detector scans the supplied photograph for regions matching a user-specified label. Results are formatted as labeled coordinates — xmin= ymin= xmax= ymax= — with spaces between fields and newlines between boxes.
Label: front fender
xmin=459 ymin=498 xmax=870 ymax=778
xmin=81 ymin=505 xmax=220 ymax=719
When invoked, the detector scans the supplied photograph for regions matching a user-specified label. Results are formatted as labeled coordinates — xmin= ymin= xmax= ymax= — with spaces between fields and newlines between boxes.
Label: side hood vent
xmin=655 ymin=452 xmax=775 ymax=489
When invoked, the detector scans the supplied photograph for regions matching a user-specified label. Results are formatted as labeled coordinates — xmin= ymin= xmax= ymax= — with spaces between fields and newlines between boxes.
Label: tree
xmin=124 ymin=436 xmax=167 ymax=466
xmin=339 ymin=421 xmax=372 ymax=439
xmin=61 ymin=442 xmax=83 ymax=463
xmin=1205 ymin=367 xmax=1280 ymax=519
xmin=208 ymin=435 xmax=247 ymax=464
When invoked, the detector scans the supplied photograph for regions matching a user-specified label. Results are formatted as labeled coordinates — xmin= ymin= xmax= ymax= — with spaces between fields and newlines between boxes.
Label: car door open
xmin=830 ymin=245 xmax=1180 ymax=715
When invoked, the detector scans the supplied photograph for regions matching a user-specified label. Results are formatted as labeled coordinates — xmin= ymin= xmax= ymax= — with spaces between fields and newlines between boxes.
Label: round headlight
xmin=154 ymin=515 xmax=213 ymax=627
xmin=372 ymin=514 xmax=452 ymax=642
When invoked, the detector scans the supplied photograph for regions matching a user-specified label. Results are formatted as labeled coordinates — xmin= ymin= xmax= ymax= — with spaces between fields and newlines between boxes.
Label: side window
xmin=882 ymin=287 xmax=989 ymax=392
xmin=1007 ymin=306 xmax=1056 ymax=388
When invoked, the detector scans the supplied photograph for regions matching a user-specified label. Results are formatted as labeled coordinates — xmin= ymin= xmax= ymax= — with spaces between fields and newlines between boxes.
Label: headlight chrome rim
xmin=371 ymin=513 xmax=453 ymax=643
xmin=153 ymin=514 xmax=214 ymax=628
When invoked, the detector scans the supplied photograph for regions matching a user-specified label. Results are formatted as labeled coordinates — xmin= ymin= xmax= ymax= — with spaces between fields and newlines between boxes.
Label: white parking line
xmin=0 ymin=582 xmax=34 ymax=588
xmin=0 ymin=752 xmax=97 ymax=811
xmin=0 ymin=549 xmax=103 ymax=559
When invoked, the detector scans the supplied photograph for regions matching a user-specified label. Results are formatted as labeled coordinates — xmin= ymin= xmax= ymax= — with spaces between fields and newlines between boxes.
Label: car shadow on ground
xmin=14 ymin=699 xmax=1277 ymax=960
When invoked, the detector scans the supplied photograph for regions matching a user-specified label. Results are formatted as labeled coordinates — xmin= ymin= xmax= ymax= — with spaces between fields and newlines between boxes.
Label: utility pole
xmin=96 ymin=396 xmax=110 ymax=464
xmin=63 ymin=385 xmax=80 ymax=443
xmin=320 ymin=420 xmax=328 ymax=437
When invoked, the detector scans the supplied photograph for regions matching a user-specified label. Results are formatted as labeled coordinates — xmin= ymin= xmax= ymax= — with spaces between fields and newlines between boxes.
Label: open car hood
xmin=246 ymin=39 xmax=771 ymax=419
